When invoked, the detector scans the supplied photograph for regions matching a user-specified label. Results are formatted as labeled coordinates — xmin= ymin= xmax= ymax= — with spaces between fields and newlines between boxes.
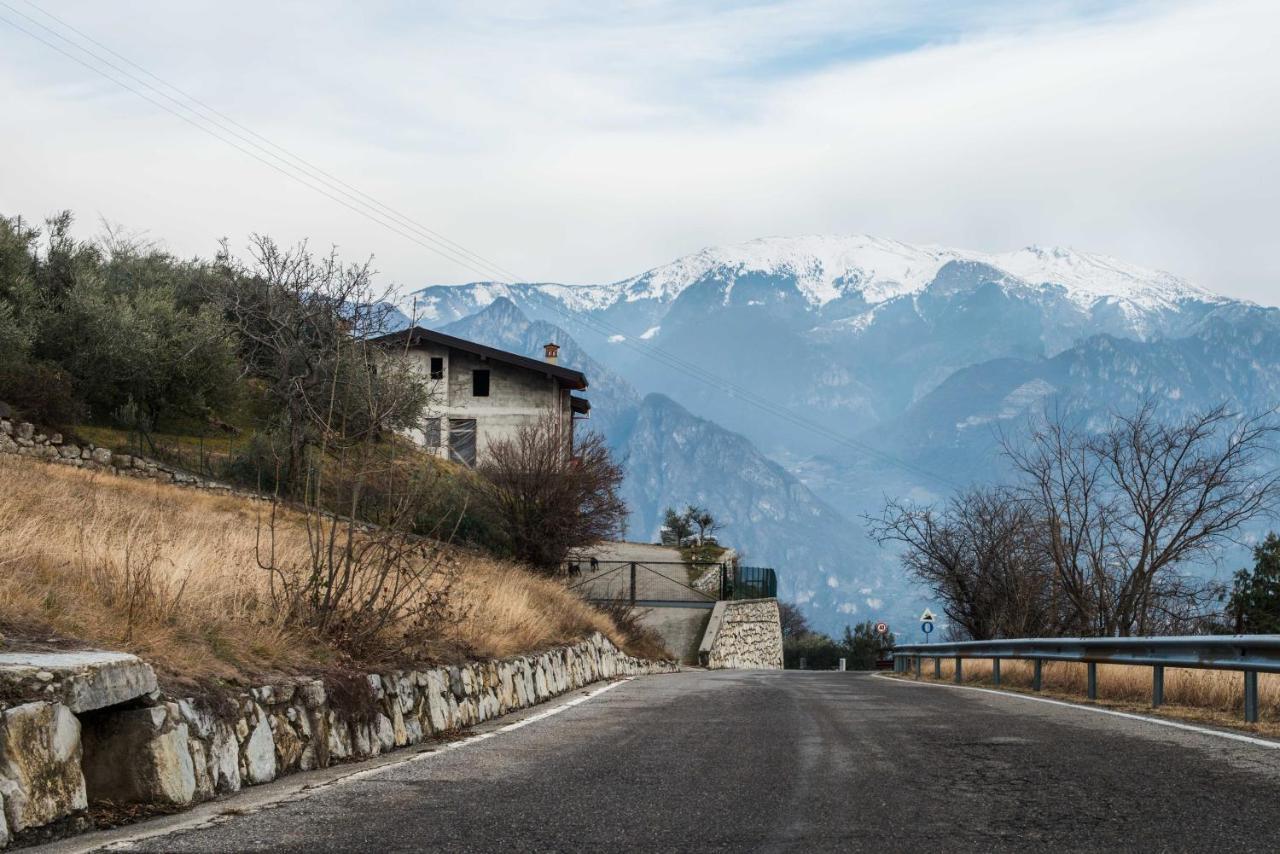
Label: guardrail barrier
xmin=892 ymin=636 xmax=1280 ymax=723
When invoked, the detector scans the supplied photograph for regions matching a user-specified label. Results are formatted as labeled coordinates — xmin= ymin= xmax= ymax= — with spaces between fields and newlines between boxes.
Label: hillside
xmin=0 ymin=455 xmax=661 ymax=690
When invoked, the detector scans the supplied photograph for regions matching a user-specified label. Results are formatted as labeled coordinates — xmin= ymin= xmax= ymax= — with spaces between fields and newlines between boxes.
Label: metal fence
xmin=563 ymin=561 xmax=778 ymax=606
xmin=892 ymin=636 xmax=1280 ymax=722
xmin=564 ymin=560 xmax=719 ymax=605
xmin=728 ymin=566 xmax=778 ymax=600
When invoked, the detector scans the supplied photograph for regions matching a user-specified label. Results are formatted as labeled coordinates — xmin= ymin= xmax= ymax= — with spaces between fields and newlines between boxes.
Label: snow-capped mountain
xmin=405 ymin=234 xmax=1224 ymax=327
xmin=409 ymin=235 xmax=1274 ymax=636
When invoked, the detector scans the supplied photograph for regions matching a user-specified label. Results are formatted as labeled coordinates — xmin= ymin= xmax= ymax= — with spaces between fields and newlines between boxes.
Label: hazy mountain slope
xmin=612 ymin=393 xmax=899 ymax=621
xmin=409 ymin=236 xmax=1276 ymax=637
xmin=436 ymin=300 xmax=893 ymax=625
xmin=404 ymin=235 xmax=1231 ymax=456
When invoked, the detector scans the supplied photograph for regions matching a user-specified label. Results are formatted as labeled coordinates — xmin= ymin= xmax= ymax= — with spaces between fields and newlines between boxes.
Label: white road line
xmin=874 ymin=672 xmax=1280 ymax=749
xmin=53 ymin=678 xmax=633 ymax=853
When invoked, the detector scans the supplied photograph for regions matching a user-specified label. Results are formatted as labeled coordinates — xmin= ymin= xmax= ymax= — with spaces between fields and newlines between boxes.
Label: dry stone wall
xmin=699 ymin=599 xmax=784 ymax=669
xmin=0 ymin=634 xmax=675 ymax=848
xmin=0 ymin=416 xmax=243 ymax=495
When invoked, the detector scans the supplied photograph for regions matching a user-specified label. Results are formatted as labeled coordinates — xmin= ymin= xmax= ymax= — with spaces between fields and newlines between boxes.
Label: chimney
xmin=543 ymin=342 xmax=560 ymax=365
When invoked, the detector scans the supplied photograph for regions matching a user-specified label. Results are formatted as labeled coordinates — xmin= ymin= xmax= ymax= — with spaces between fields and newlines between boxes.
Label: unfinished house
xmin=375 ymin=327 xmax=589 ymax=467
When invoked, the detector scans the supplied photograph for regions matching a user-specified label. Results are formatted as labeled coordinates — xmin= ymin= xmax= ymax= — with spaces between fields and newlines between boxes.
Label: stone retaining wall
xmin=0 ymin=634 xmax=676 ymax=848
xmin=0 ymin=416 xmax=247 ymax=495
xmin=698 ymin=599 xmax=784 ymax=670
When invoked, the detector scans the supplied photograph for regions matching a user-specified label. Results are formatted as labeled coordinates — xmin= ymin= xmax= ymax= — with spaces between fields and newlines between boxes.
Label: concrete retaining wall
xmin=0 ymin=634 xmax=675 ymax=848
xmin=698 ymin=599 xmax=784 ymax=670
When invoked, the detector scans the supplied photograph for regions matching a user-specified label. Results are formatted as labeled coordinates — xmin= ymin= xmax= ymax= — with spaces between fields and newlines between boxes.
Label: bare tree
xmin=477 ymin=415 xmax=628 ymax=572
xmin=777 ymin=600 xmax=811 ymax=639
xmin=1006 ymin=402 xmax=1280 ymax=636
xmin=690 ymin=506 xmax=719 ymax=545
xmin=870 ymin=487 xmax=1059 ymax=639
xmin=209 ymin=235 xmax=430 ymax=495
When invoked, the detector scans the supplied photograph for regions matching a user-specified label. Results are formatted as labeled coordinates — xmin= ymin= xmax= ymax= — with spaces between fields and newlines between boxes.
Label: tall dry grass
xmin=0 ymin=457 xmax=649 ymax=688
xmin=905 ymin=655 xmax=1280 ymax=725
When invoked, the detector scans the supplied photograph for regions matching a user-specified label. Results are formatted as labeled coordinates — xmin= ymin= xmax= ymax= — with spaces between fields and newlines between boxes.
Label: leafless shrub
xmin=477 ymin=416 xmax=628 ymax=572
xmin=870 ymin=486 xmax=1060 ymax=640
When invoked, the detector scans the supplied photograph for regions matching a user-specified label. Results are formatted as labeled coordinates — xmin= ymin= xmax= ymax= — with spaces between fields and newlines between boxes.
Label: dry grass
xmin=897 ymin=656 xmax=1280 ymax=736
xmin=0 ymin=456 xmax=659 ymax=690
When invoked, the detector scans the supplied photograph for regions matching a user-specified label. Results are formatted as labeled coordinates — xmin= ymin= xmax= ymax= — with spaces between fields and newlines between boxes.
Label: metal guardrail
xmin=893 ymin=635 xmax=1280 ymax=723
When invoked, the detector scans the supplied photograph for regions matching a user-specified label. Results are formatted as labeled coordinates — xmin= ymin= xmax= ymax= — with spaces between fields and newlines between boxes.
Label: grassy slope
xmin=0 ymin=456 xmax=658 ymax=693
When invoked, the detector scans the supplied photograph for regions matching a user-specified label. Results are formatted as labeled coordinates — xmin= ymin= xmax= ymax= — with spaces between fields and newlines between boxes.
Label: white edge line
xmin=79 ymin=678 xmax=633 ymax=852
xmin=873 ymin=672 xmax=1280 ymax=749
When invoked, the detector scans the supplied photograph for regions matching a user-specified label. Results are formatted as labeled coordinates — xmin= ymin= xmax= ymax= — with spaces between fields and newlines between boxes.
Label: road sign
xmin=874 ymin=621 xmax=889 ymax=635
xmin=920 ymin=609 xmax=936 ymax=622
xmin=921 ymin=621 xmax=934 ymax=634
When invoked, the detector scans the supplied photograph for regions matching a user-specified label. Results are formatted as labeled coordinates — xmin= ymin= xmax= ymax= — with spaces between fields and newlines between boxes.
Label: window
xmin=472 ymin=369 xmax=490 ymax=397
xmin=422 ymin=418 xmax=441 ymax=449
xmin=448 ymin=418 xmax=477 ymax=467
xmin=429 ymin=356 xmax=444 ymax=380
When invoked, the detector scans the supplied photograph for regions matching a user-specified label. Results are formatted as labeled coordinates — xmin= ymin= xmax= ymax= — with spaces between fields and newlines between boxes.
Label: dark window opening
xmin=429 ymin=356 xmax=444 ymax=380
xmin=472 ymin=369 xmax=490 ymax=397
xmin=423 ymin=418 xmax=441 ymax=449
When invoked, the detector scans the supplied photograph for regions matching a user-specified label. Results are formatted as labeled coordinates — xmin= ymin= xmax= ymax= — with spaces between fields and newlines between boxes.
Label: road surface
xmin=60 ymin=671 xmax=1280 ymax=853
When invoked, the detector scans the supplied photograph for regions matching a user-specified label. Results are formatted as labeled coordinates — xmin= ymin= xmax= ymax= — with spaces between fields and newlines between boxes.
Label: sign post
xmin=920 ymin=609 xmax=936 ymax=643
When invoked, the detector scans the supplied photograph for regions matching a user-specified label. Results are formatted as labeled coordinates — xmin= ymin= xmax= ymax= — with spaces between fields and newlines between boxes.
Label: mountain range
xmin=403 ymin=235 xmax=1280 ymax=637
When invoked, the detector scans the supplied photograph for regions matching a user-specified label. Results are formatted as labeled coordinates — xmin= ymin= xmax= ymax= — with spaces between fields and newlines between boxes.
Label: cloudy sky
xmin=1 ymin=0 xmax=1277 ymax=303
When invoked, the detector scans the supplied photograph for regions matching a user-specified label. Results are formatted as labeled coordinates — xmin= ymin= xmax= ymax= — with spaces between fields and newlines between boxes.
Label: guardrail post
xmin=1152 ymin=665 xmax=1164 ymax=708
xmin=1032 ymin=659 xmax=1042 ymax=691
xmin=914 ymin=655 xmax=922 ymax=677
xmin=954 ymin=656 xmax=963 ymax=683
xmin=629 ymin=562 xmax=637 ymax=604
xmin=1087 ymin=662 xmax=1098 ymax=701
xmin=1245 ymin=670 xmax=1259 ymax=723
xmin=992 ymin=658 xmax=1001 ymax=686
xmin=934 ymin=656 xmax=941 ymax=678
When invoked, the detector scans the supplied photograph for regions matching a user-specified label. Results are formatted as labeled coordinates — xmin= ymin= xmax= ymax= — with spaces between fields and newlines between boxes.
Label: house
xmin=375 ymin=326 xmax=589 ymax=467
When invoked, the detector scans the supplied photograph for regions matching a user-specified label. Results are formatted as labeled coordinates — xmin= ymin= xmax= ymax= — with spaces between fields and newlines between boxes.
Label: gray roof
xmin=373 ymin=326 xmax=588 ymax=390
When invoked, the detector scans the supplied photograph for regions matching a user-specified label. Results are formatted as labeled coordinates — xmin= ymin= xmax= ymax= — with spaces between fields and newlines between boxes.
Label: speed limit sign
xmin=874 ymin=621 xmax=889 ymax=635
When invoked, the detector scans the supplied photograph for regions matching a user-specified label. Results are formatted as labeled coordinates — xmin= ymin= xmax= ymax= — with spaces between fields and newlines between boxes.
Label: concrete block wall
xmin=698 ymin=599 xmax=784 ymax=670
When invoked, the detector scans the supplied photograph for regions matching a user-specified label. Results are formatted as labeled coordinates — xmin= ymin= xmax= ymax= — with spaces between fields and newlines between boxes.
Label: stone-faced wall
xmin=698 ymin=599 xmax=784 ymax=670
xmin=0 ymin=634 xmax=676 ymax=849
xmin=0 ymin=416 xmax=242 ymax=494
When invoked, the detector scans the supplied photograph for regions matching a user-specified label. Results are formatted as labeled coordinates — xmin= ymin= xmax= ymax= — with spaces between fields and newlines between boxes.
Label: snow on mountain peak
xmin=986 ymin=245 xmax=1218 ymax=310
xmin=617 ymin=234 xmax=959 ymax=307
xmin=614 ymin=235 xmax=1223 ymax=312
xmin=404 ymin=235 xmax=1225 ymax=321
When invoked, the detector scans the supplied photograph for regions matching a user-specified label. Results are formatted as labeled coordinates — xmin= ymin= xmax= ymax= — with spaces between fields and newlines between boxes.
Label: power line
xmin=1 ymin=3 xmax=960 ymax=491
xmin=15 ymin=0 xmax=519 ymax=284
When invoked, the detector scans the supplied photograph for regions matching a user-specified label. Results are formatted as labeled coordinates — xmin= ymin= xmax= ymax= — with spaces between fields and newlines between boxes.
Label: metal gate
xmin=563 ymin=561 xmax=777 ymax=606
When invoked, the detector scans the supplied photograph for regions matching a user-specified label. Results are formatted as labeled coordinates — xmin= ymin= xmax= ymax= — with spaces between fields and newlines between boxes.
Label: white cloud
xmin=2 ymin=1 xmax=1277 ymax=304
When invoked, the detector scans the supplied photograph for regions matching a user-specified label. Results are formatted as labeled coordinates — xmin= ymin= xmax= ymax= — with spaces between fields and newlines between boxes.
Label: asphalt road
xmin=68 ymin=671 xmax=1280 ymax=853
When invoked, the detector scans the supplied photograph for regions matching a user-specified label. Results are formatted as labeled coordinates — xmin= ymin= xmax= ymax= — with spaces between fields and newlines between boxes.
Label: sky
xmin=1 ymin=0 xmax=1278 ymax=304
